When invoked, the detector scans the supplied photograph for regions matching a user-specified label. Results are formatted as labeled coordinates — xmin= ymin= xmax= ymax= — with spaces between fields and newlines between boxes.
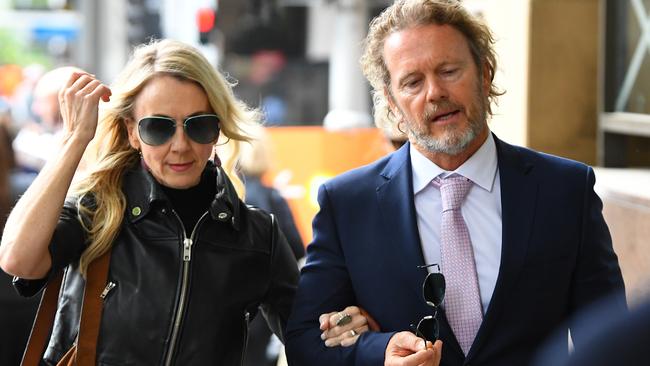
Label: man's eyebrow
xmin=437 ymin=60 xmax=466 ymax=70
xmin=397 ymin=71 xmax=419 ymax=86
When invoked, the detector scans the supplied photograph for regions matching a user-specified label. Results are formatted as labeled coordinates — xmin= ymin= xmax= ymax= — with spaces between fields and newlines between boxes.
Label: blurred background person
xmin=0 ymin=115 xmax=39 ymax=366
xmin=378 ymin=113 xmax=408 ymax=153
xmin=533 ymin=293 xmax=649 ymax=366
xmin=12 ymin=66 xmax=82 ymax=174
xmin=248 ymin=50 xmax=289 ymax=126
xmin=10 ymin=66 xmax=84 ymax=204
xmin=0 ymin=98 xmax=16 ymax=201
xmin=6 ymin=64 xmax=46 ymax=138
xmin=239 ymin=125 xmax=305 ymax=366
xmin=240 ymin=125 xmax=305 ymax=260
xmin=0 ymin=115 xmax=13 ymax=230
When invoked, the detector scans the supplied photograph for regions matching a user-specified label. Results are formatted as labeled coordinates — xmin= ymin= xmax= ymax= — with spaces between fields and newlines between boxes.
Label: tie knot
xmin=433 ymin=176 xmax=473 ymax=210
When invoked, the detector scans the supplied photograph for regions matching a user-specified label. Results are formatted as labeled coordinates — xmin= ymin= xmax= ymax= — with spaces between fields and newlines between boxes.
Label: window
xmin=600 ymin=0 xmax=650 ymax=166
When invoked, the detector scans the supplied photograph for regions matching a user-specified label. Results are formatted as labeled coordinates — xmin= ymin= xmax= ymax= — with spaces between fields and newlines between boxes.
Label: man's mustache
xmin=422 ymin=100 xmax=463 ymax=121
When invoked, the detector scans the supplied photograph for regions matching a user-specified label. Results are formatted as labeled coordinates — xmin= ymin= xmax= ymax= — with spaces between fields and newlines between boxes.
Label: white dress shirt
xmin=411 ymin=133 xmax=502 ymax=314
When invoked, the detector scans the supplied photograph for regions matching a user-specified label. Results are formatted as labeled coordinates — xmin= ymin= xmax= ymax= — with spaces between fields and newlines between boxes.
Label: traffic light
xmin=196 ymin=8 xmax=216 ymax=45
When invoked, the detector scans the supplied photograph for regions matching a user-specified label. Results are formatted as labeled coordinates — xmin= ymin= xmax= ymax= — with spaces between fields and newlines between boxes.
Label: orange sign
xmin=263 ymin=126 xmax=393 ymax=245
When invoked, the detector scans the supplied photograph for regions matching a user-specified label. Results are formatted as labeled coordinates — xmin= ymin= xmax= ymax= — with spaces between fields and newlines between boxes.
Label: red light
xmin=197 ymin=8 xmax=216 ymax=33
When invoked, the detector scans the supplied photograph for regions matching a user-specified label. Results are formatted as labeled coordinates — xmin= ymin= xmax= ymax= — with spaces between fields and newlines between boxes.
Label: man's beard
xmin=404 ymin=87 xmax=488 ymax=156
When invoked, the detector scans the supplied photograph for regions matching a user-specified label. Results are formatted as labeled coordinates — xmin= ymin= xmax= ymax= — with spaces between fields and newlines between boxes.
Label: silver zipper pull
xmin=100 ymin=281 xmax=116 ymax=299
xmin=183 ymin=238 xmax=193 ymax=261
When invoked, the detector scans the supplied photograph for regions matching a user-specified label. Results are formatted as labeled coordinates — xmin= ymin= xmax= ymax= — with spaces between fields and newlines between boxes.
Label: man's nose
xmin=425 ymin=78 xmax=449 ymax=102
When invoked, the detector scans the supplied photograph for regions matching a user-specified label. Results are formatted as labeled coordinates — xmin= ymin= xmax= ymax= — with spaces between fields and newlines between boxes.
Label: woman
xmin=0 ymin=40 xmax=364 ymax=365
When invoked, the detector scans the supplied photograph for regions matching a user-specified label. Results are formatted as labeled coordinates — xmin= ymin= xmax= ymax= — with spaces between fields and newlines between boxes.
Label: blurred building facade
xmin=2 ymin=0 xmax=649 ymax=153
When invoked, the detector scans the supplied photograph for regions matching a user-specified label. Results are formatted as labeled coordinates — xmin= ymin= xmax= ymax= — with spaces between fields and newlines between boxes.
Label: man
xmin=285 ymin=1 xmax=626 ymax=365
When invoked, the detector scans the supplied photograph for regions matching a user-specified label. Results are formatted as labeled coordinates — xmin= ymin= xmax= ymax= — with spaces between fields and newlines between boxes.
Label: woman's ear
xmin=125 ymin=117 xmax=141 ymax=150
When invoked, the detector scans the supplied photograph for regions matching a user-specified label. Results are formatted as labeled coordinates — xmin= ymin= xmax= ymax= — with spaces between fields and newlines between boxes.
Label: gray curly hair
xmin=360 ymin=0 xmax=502 ymax=131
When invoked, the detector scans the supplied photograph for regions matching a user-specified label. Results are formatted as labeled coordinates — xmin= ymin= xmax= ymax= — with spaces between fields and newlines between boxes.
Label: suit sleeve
xmin=569 ymin=167 xmax=626 ymax=347
xmin=285 ymin=184 xmax=394 ymax=366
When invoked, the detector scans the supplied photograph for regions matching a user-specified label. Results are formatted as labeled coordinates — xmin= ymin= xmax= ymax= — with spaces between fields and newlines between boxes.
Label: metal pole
xmin=323 ymin=0 xmax=372 ymax=129
xmin=78 ymin=0 xmax=99 ymax=73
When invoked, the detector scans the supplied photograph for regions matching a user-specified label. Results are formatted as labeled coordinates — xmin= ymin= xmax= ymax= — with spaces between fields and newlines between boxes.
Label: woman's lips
xmin=168 ymin=162 xmax=193 ymax=172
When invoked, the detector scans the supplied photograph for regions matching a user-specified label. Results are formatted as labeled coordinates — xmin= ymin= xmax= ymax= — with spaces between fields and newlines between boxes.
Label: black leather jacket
xmin=15 ymin=162 xmax=299 ymax=365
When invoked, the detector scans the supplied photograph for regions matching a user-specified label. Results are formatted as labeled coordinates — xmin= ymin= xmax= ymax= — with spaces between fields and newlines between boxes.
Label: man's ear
xmin=125 ymin=117 xmax=141 ymax=151
xmin=482 ymin=62 xmax=491 ymax=96
xmin=384 ymin=86 xmax=399 ymax=117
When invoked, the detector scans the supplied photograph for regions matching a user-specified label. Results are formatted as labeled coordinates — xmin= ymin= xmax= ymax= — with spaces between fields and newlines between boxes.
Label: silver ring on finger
xmin=349 ymin=329 xmax=357 ymax=337
xmin=336 ymin=312 xmax=352 ymax=326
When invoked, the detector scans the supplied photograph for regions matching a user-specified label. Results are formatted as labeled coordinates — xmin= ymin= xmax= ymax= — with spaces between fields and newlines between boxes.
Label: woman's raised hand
xmin=59 ymin=71 xmax=112 ymax=144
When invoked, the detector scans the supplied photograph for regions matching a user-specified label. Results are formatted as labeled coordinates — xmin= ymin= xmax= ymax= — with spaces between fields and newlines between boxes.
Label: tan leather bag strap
xmin=76 ymin=251 xmax=111 ymax=365
xmin=21 ymin=270 xmax=64 ymax=366
xmin=21 ymin=251 xmax=112 ymax=365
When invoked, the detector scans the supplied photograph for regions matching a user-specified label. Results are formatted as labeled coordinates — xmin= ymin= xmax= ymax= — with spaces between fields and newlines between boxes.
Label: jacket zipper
xmin=240 ymin=311 xmax=250 ymax=366
xmin=163 ymin=210 xmax=209 ymax=366
xmin=100 ymin=282 xmax=116 ymax=299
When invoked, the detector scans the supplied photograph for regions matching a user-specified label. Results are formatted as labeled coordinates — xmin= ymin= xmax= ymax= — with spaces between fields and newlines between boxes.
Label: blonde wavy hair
xmin=360 ymin=0 xmax=502 ymax=131
xmin=72 ymin=39 xmax=259 ymax=276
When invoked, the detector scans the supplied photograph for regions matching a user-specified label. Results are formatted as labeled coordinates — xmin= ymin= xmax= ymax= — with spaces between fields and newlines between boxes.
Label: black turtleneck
xmin=161 ymin=170 xmax=216 ymax=236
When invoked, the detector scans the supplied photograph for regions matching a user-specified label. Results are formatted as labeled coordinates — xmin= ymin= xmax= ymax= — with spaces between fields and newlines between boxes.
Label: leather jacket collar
xmin=122 ymin=160 xmax=241 ymax=230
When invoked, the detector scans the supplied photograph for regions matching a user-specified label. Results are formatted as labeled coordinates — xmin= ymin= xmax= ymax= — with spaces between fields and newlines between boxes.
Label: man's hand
xmin=385 ymin=332 xmax=442 ymax=366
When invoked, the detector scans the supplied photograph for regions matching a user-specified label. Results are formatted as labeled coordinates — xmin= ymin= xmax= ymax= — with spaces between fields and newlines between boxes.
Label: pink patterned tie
xmin=433 ymin=176 xmax=483 ymax=355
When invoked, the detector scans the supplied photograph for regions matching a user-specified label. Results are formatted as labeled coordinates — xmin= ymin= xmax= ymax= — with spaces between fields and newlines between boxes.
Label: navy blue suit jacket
xmin=285 ymin=135 xmax=625 ymax=366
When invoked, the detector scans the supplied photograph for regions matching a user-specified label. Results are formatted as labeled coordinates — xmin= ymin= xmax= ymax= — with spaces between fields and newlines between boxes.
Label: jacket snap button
xmin=131 ymin=207 xmax=142 ymax=216
xmin=218 ymin=212 xmax=228 ymax=220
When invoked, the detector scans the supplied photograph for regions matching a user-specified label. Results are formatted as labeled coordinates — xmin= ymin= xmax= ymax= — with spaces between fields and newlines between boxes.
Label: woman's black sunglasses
xmin=411 ymin=264 xmax=446 ymax=343
xmin=137 ymin=114 xmax=220 ymax=146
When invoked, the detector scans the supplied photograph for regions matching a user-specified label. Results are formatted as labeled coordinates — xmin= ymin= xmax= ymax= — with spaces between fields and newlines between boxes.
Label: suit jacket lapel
xmin=376 ymin=144 xmax=426 ymax=301
xmin=467 ymin=135 xmax=539 ymax=360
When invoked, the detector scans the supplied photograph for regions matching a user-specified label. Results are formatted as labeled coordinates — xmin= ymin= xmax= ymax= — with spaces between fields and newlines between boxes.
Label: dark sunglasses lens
xmin=417 ymin=317 xmax=439 ymax=342
xmin=186 ymin=115 xmax=220 ymax=144
xmin=423 ymin=272 xmax=445 ymax=306
xmin=139 ymin=117 xmax=175 ymax=146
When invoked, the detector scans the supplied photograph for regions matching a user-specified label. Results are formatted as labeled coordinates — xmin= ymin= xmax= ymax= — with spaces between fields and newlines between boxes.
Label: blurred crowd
xmin=1 ymin=64 xmax=69 ymax=204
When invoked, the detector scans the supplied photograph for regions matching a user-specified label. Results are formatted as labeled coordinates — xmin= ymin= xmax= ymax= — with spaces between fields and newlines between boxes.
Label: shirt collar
xmin=411 ymin=132 xmax=498 ymax=194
